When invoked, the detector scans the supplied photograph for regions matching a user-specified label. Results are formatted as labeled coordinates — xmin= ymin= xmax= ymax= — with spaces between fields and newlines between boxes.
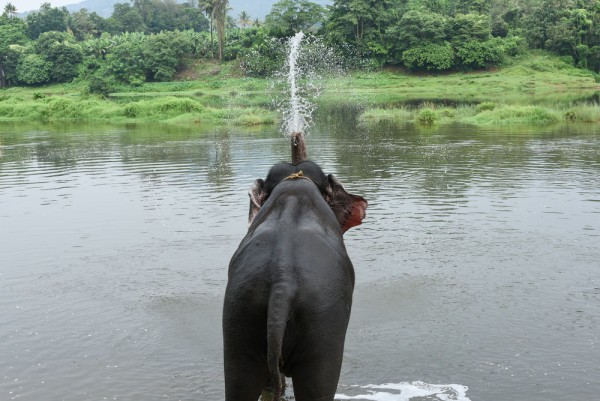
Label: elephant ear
xmin=326 ymin=174 xmax=368 ymax=233
xmin=248 ymin=178 xmax=267 ymax=226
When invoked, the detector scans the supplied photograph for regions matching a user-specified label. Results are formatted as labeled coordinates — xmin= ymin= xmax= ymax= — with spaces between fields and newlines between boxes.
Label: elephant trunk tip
xmin=291 ymin=131 xmax=308 ymax=165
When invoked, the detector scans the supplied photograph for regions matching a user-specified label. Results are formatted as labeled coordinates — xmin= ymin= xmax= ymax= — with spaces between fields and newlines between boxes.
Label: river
xmin=1 ymin=113 xmax=599 ymax=401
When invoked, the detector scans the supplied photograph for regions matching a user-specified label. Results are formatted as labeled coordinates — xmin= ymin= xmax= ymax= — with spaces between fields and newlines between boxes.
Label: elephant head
xmin=248 ymin=160 xmax=367 ymax=234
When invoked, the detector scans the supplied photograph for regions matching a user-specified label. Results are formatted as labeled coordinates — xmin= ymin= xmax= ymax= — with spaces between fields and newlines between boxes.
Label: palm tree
xmin=238 ymin=10 xmax=251 ymax=29
xmin=200 ymin=0 xmax=215 ymax=58
xmin=3 ymin=3 xmax=17 ymax=18
xmin=213 ymin=0 xmax=229 ymax=60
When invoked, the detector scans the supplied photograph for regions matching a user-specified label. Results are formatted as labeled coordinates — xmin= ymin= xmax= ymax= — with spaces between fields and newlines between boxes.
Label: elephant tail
xmin=266 ymin=283 xmax=296 ymax=400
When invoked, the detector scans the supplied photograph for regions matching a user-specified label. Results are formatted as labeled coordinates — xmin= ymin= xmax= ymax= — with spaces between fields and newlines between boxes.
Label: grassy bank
xmin=1 ymin=53 xmax=599 ymax=128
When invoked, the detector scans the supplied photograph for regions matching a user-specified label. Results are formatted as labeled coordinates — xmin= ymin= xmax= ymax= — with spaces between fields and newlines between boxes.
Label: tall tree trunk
xmin=210 ymin=13 xmax=214 ymax=59
xmin=215 ymin=0 xmax=228 ymax=61
xmin=217 ymin=18 xmax=224 ymax=60
xmin=0 ymin=66 xmax=6 ymax=88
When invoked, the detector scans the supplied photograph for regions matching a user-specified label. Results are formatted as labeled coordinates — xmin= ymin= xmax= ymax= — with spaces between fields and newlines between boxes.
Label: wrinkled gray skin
xmin=223 ymin=160 xmax=367 ymax=401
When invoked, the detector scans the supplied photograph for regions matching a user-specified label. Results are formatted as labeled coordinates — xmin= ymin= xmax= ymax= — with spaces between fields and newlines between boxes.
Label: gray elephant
xmin=223 ymin=135 xmax=367 ymax=401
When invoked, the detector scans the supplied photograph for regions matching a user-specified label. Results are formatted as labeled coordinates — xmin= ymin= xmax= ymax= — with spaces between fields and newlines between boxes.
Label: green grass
xmin=1 ymin=52 xmax=599 ymax=128
xmin=359 ymin=103 xmax=575 ymax=127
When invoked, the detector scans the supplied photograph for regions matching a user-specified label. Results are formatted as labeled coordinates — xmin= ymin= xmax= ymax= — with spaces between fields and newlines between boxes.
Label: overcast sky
xmin=1 ymin=1 xmax=75 ymax=13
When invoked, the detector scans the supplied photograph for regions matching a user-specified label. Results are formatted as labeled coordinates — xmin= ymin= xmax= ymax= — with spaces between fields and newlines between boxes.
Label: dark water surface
xmin=1 ymin=116 xmax=599 ymax=401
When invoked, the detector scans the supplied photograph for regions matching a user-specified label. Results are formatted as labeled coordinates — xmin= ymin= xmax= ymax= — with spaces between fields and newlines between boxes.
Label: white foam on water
xmin=335 ymin=381 xmax=471 ymax=401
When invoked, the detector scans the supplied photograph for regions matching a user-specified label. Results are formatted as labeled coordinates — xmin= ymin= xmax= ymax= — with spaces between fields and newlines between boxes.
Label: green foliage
xmin=501 ymin=36 xmax=528 ymax=57
xmin=477 ymin=101 xmax=496 ymax=112
xmin=264 ymin=0 xmax=327 ymax=38
xmin=106 ymin=32 xmax=147 ymax=84
xmin=4 ymin=0 xmax=600 ymax=91
xmin=121 ymin=0 xmax=209 ymax=34
xmin=25 ymin=3 xmax=69 ymax=39
xmin=87 ymin=72 xmax=114 ymax=97
xmin=327 ymin=0 xmax=404 ymax=61
xmin=143 ymin=31 xmax=192 ymax=81
xmin=16 ymin=54 xmax=52 ymax=85
xmin=394 ymin=10 xmax=449 ymax=51
xmin=34 ymin=31 xmax=83 ymax=82
xmin=449 ymin=13 xmax=491 ymax=44
xmin=68 ymin=9 xmax=101 ymax=41
xmin=110 ymin=3 xmax=146 ymax=33
xmin=2 ymin=45 xmax=25 ymax=85
xmin=239 ymin=33 xmax=286 ymax=77
xmin=469 ymin=105 xmax=560 ymax=126
xmin=0 ymin=18 xmax=29 ymax=55
xmin=455 ymin=39 xmax=504 ymax=69
xmin=402 ymin=43 xmax=455 ymax=71
xmin=416 ymin=108 xmax=437 ymax=126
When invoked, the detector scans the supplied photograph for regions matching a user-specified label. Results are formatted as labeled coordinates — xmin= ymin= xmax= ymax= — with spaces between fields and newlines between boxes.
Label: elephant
xmin=222 ymin=140 xmax=367 ymax=401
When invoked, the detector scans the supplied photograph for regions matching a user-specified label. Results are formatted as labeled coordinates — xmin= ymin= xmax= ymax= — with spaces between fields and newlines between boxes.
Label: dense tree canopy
xmin=264 ymin=0 xmax=327 ymax=38
xmin=1 ymin=0 xmax=600 ymax=88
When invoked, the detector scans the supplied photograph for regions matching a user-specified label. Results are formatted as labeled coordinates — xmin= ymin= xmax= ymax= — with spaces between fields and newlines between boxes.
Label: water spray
xmin=286 ymin=32 xmax=309 ymax=164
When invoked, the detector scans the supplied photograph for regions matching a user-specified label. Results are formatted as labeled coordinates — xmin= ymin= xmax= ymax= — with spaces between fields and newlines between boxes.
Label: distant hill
xmin=62 ymin=0 xmax=121 ymax=17
xmin=229 ymin=0 xmax=332 ymax=21
xmin=20 ymin=0 xmax=332 ymax=20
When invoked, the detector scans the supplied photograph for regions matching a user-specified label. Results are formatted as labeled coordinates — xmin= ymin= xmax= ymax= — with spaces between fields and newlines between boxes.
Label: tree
xmin=200 ymin=0 xmax=216 ymax=57
xmin=545 ymin=8 xmax=593 ymax=66
xmin=454 ymin=0 xmax=490 ymax=15
xmin=179 ymin=4 xmax=209 ymax=32
xmin=25 ymin=3 xmax=69 ymax=39
xmin=34 ymin=31 xmax=84 ymax=82
xmin=238 ymin=11 xmax=252 ymax=28
xmin=448 ymin=13 xmax=491 ymax=45
xmin=521 ymin=0 xmax=575 ymax=49
xmin=326 ymin=0 xmax=404 ymax=61
xmin=107 ymin=32 xmax=147 ymax=84
xmin=455 ymin=38 xmax=504 ymax=69
xmin=214 ymin=0 xmax=229 ymax=60
xmin=16 ymin=53 xmax=52 ymax=84
xmin=389 ymin=10 xmax=448 ymax=52
xmin=143 ymin=31 xmax=192 ymax=81
xmin=110 ymin=3 xmax=146 ymax=33
xmin=401 ymin=42 xmax=455 ymax=71
xmin=69 ymin=9 xmax=100 ymax=40
xmin=264 ymin=0 xmax=327 ymax=37
xmin=3 ymin=3 xmax=17 ymax=18
xmin=0 ymin=17 xmax=28 ymax=87
xmin=0 ymin=17 xmax=28 ymax=56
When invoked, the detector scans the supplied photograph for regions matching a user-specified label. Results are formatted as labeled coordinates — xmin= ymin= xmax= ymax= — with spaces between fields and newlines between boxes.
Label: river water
xmin=1 ymin=113 xmax=599 ymax=401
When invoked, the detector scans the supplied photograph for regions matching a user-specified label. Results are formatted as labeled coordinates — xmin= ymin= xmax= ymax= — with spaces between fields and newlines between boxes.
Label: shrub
xmin=239 ymin=36 xmax=286 ymax=77
xmin=477 ymin=102 xmax=496 ymax=112
xmin=402 ymin=43 xmax=455 ymax=71
xmin=16 ymin=54 xmax=52 ymax=85
xmin=417 ymin=108 xmax=437 ymax=126
xmin=455 ymin=39 xmax=504 ymax=70
xmin=124 ymin=104 xmax=139 ymax=118
xmin=87 ymin=73 xmax=113 ymax=97
xmin=469 ymin=105 xmax=560 ymax=126
xmin=502 ymin=36 xmax=527 ymax=57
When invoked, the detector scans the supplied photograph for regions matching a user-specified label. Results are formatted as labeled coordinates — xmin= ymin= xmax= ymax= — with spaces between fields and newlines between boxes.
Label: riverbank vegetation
xmin=1 ymin=0 xmax=600 ymax=128
xmin=1 ymin=52 xmax=599 ymax=128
